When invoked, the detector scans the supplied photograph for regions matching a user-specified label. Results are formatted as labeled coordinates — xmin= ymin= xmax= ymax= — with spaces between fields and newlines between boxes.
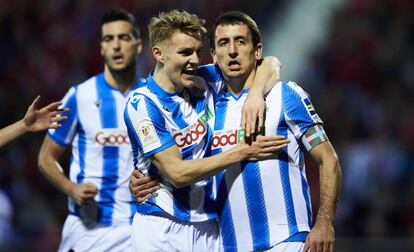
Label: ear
xmin=255 ymin=43 xmax=263 ymax=60
xmin=152 ymin=45 xmax=164 ymax=63
xmin=135 ymin=39 xmax=143 ymax=55
xmin=210 ymin=48 xmax=218 ymax=64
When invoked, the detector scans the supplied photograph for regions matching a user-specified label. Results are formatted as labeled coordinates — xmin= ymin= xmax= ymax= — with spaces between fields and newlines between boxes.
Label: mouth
xmin=182 ymin=66 xmax=197 ymax=76
xmin=112 ymin=54 xmax=124 ymax=64
xmin=228 ymin=60 xmax=241 ymax=70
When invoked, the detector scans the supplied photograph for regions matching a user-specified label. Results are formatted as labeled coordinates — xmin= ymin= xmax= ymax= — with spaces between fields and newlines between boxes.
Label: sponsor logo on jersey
xmin=211 ymin=129 xmax=246 ymax=150
xmin=172 ymin=107 xmax=213 ymax=149
xmin=95 ymin=129 xmax=130 ymax=146
xmin=136 ymin=120 xmax=160 ymax=147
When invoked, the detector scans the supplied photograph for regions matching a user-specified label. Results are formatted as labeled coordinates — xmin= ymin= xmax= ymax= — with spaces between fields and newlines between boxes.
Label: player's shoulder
xmin=197 ymin=63 xmax=223 ymax=82
xmin=127 ymin=86 xmax=158 ymax=110
xmin=280 ymin=80 xmax=310 ymax=99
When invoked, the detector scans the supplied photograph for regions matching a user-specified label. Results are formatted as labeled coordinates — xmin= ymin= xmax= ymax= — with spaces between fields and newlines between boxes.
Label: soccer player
xmin=132 ymin=11 xmax=341 ymax=252
xmin=37 ymin=9 xmax=143 ymax=252
xmin=0 ymin=95 xmax=67 ymax=149
xmin=123 ymin=10 xmax=287 ymax=252
xmin=210 ymin=11 xmax=341 ymax=252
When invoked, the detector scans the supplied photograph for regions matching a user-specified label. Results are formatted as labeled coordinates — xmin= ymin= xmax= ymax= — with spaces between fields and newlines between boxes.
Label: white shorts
xmin=58 ymin=215 xmax=132 ymax=252
xmin=266 ymin=242 xmax=305 ymax=252
xmin=131 ymin=212 xmax=220 ymax=252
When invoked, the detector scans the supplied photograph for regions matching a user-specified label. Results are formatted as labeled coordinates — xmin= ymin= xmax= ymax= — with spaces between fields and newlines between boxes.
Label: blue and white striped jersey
xmin=213 ymin=81 xmax=322 ymax=251
xmin=48 ymin=73 xmax=145 ymax=226
xmin=124 ymin=64 xmax=223 ymax=223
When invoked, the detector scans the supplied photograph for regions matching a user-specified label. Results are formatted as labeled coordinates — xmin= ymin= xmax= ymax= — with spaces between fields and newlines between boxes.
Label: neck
xmin=104 ymin=64 xmax=137 ymax=93
xmin=225 ymin=68 xmax=257 ymax=96
xmin=153 ymin=63 xmax=183 ymax=94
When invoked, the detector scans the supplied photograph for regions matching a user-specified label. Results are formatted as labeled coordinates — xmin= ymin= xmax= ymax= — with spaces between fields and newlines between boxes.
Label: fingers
xmin=84 ymin=182 xmax=98 ymax=193
xmin=303 ymin=239 xmax=310 ymax=252
xmin=30 ymin=95 xmax=41 ymax=110
xmin=44 ymin=101 xmax=63 ymax=112
xmin=257 ymin=107 xmax=264 ymax=131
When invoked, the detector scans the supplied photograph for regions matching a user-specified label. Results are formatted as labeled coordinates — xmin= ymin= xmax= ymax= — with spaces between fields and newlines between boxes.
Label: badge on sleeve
xmin=136 ymin=120 xmax=159 ymax=147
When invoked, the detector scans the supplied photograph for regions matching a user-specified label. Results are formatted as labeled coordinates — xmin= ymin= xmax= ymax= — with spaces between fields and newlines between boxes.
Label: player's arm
xmin=151 ymin=135 xmax=289 ymax=188
xmin=302 ymin=126 xmax=341 ymax=252
xmin=0 ymin=96 xmax=68 ymax=149
xmin=38 ymin=136 xmax=98 ymax=205
xmin=243 ymin=56 xmax=281 ymax=136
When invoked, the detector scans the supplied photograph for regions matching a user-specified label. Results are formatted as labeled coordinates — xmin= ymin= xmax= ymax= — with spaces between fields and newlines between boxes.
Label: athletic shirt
xmin=48 ymin=73 xmax=145 ymax=226
xmin=124 ymin=64 xmax=223 ymax=223
xmin=213 ymin=81 xmax=322 ymax=251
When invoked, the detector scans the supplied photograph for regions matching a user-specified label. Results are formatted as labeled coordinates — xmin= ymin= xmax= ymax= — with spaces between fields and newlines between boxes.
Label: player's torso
xmin=69 ymin=74 xmax=138 ymax=225
xmin=213 ymin=83 xmax=312 ymax=251
xmin=132 ymin=77 xmax=218 ymax=222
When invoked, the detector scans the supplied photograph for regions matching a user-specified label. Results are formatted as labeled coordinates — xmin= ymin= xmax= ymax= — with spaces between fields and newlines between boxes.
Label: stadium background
xmin=0 ymin=0 xmax=413 ymax=251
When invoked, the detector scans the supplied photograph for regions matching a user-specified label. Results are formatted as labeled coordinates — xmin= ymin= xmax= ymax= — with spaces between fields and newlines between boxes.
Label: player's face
xmin=212 ymin=24 xmax=262 ymax=81
xmin=101 ymin=21 xmax=142 ymax=72
xmin=154 ymin=31 xmax=202 ymax=92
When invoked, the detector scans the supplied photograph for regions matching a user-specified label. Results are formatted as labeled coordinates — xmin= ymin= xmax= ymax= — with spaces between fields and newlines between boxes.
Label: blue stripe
xmin=283 ymin=83 xmax=315 ymax=133
xmin=242 ymin=161 xmax=270 ymax=251
xmin=215 ymin=96 xmax=229 ymax=130
xmin=172 ymin=186 xmax=191 ymax=221
xmin=299 ymin=150 xmax=313 ymax=228
xmin=74 ymin=123 xmax=86 ymax=216
xmin=96 ymin=74 xmax=119 ymax=225
xmin=277 ymin=111 xmax=299 ymax=236
xmin=217 ymin=171 xmax=238 ymax=252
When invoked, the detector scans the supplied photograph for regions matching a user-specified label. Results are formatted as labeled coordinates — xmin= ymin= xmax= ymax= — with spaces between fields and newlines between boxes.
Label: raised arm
xmin=303 ymin=139 xmax=341 ymax=252
xmin=0 ymin=96 xmax=68 ymax=148
xmin=242 ymin=56 xmax=281 ymax=136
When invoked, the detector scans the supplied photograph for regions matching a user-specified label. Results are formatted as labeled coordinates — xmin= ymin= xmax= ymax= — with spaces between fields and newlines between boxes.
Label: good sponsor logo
xmin=211 ymin=129 xmax=246 ymax=150
xmin=95 ymin=129 xmax=130 ymax=146
xmin=173 ymin=119 xmax=206 ymax=148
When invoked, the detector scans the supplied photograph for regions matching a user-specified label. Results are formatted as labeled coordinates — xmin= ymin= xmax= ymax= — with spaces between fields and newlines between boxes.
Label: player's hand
xmin=23 ymin=95 xmax=69 ymax=132
xmin=303 ymin=224 xmax=335 ymax=252
xmin=69 ymin=182 xmax=98 ymax=206
xmin=238 ymin=135 xmax=289 ymax=161
xmin=241 ymin=89 xmax=264 ymax=137
xmin=129 ymin=170 xmax=160 ymax=204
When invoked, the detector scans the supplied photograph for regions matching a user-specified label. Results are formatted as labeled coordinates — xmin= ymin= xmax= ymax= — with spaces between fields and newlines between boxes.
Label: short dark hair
xmin=101 ymin=9 xmax=140 ymax=39
xmin=210 ymin=11 xmax=261 ymax=50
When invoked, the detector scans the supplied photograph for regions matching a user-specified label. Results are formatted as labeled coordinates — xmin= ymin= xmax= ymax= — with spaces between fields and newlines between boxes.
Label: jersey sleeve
xmin=197 ymin=64 xmax=224 ymax=96
xmin=47 ymin=86 xmax=79 ymax=147
xmin=282 ymin=82 xmax=324 ymax=141
xmin=124 ymin=92 xmax=176 ymax=157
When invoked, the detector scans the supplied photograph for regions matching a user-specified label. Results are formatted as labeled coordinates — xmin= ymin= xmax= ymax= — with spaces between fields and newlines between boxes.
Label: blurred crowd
xmin=0 ymin=0 xmax=413 ymax=250
xmin=300 ymin=0 xmax=414 ymax=238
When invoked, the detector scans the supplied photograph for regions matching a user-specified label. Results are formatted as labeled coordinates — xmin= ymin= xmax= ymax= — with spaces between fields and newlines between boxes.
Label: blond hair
xmin=148 ymin=10 xmax=207 ymax=47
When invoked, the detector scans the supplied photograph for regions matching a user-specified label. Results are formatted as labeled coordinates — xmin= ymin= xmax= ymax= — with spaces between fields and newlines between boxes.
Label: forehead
xmin=166 ymin=31 xmax=203 ymax=49
xmin=214 ymin=23 xmax=251 ymax=40
xmin=101 ymin=20 xmax=133 ymax=36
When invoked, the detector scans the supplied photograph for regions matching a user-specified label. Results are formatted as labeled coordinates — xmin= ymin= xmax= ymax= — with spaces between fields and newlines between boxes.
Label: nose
xmin=112 ymin=38 xmax=121 ymax=51
xmin=229 ymin=42 xmax=238 ymax=58
xmin=189 ymin=51 xmax=200 ymax=65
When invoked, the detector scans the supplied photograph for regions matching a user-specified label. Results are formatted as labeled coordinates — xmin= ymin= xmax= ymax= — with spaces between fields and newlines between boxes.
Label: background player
xmin=124 ymin=10 xmax=287 ymax=252
xmin=37 ymin=9 xmax=143 ymax=252
xmin=0 ymin=95 xmax=67 ymax=149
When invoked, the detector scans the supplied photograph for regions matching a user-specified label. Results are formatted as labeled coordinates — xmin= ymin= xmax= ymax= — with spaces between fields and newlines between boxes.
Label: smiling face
xmin=212 ymin=23 xmax=262 ymax=82
xmin=100 ymin=20 xmax=142 ymax=72
xmin=153 ymin=31 xmax=203 ymax=92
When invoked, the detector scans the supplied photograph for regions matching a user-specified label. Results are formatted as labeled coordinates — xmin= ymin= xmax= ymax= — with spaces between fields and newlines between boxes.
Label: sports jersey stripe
xmin=277 ymin=111 xmax=299 ymax=236
xmin=217 ymin=171 xmax=238 ymax=252
xmin=242 ymin=161 xmax=270 ymax=250
xmin=214 ymin=96 xmax=228 ymax=131
xmin=299 ymin=151 xmax=312 ymax=228
xmin=74 ymin=123 xmax=87 ymax=217
xmin=96 ymin=75 xmax=119 ymax=225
